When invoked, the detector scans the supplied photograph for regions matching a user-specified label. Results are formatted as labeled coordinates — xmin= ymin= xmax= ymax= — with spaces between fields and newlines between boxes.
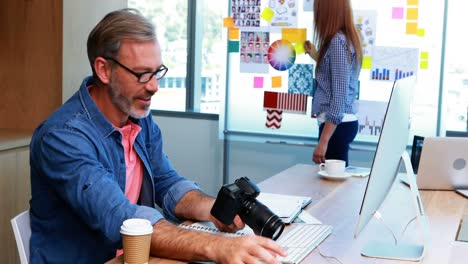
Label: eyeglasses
xmin=104 ymin=57 xmax=168 ymax=83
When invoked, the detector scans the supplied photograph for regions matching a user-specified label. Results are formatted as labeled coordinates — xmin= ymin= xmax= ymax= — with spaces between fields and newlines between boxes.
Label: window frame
xmin=150 ymin=0 xmax=223 ymax=120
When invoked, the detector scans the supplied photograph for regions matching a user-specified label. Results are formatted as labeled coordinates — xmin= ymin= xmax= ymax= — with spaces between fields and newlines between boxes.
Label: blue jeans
xmin=318 ymin=120 xmax=358 ymax=166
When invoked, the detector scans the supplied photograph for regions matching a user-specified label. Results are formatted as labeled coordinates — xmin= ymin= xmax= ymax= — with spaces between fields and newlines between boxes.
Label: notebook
xmin=257 ymin=192 xmax=312 ymax=224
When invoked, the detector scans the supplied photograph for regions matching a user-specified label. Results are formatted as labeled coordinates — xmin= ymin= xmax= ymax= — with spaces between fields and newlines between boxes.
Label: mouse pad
xmin=456 ymin=217 xmax=468 ymax=242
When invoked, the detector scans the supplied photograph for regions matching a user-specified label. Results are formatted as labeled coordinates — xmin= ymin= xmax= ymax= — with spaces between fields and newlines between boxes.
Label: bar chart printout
xmin=357 ymin=100 xmax=387 ymax=136
xmin=370 ymin=46 xmax=418 ymax=82
xmin=371 ymin=68 xmax=414 ymax=80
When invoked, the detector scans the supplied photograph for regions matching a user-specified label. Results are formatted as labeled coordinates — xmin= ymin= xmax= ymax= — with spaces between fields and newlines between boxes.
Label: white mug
xmin=319 ymin=159 xmax=346 ymax=176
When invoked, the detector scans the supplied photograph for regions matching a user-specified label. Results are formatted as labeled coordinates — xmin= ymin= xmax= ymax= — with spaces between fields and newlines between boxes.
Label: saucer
xmin=318 ymin=170 xmax=351 ymax=181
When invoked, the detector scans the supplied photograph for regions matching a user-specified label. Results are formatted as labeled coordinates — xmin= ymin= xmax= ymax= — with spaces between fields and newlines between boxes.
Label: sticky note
xmin=407 ymin=0 xmax=418 ymax=5
xmin=420 ymin=61 xmax=428 ymax=69
xmin=420 ymin=51 xmax=429 ymax=60
xmin=406 ymin=22 xmax=418 ymax=34
xmin=417 ymin=28 xmax=425 ymax=37
xmin=223 ymin=17 xmax=234 ymax=28
xmin=282 ymin=28 xmax=307 ymax=44
xmin=229 ymin=28 xmax=239 ymax=40
xmin=392 ymin=7 xmax=404 ymax=19
xmin=294 ymin=43 xmax=305 ymax=55
xmin=362 ymin=56 xmax=372 ymax=69
xmin=407 ymin=8 xmax=418 ymax=20
xmin=272 ymin=76 xmax=282 ymax=88
xmin=228 ymin=41 xmax=239 ymax=53
xmin=260 ymin=7 xmax=275 ymax=22
xmin=254 ymin=77 xmax=264 ymax=88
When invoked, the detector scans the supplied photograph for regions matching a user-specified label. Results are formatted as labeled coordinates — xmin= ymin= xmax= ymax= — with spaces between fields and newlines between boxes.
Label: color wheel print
xmin=267 ymin=40 xmax=296 ymax=71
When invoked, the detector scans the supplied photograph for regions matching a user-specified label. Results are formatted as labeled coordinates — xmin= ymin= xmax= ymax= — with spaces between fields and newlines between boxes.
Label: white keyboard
xmin=276 ymin=224 xmax=333 ymax=264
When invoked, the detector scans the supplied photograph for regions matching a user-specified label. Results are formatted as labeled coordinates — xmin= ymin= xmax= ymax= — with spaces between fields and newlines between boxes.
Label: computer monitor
xmin=354 ymin=76 xmax=429 ymax=260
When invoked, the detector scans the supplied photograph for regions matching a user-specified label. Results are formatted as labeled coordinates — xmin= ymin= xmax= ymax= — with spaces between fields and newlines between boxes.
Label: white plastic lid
xmin=120 ymin=218 xmax=153 ymax=236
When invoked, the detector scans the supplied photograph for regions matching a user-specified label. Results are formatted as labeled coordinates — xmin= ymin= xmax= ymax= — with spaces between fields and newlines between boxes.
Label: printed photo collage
xmin=232 ymin=0 xmax=261 ymax=27
xmin=240 ymin=31 xmax=270 ymax=65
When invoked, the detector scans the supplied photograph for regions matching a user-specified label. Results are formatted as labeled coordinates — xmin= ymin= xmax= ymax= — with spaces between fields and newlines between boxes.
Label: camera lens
xmin=259 ymin=214 xmax=285 ymax=240
xmin=240 ymin=199 xmax=285 ymax=240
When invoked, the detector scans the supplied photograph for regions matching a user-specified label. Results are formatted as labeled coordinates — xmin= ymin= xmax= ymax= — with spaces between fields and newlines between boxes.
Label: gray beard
xmin=108 ymin=76 xmax=150 ymax=119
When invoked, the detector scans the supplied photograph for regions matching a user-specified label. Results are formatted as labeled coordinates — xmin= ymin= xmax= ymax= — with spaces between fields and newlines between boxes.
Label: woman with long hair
xmin=305 ymin=0 xmax=363 ymax=166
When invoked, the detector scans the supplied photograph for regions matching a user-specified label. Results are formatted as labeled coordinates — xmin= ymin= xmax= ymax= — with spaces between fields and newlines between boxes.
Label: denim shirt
xmin=29 ymin=76 xmax=200 ymax=263
xmin=312 ymin=32 xmax=361 ymax=125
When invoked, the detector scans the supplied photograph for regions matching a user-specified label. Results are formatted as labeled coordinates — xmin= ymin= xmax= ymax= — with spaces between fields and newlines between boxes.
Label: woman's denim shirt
xmin=29 ymin=76 xmax=200 ymax=263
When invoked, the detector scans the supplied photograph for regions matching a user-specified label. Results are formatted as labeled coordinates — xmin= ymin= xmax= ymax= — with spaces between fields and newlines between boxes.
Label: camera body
xmin=211 ymin=177 xmax=284 ymax=240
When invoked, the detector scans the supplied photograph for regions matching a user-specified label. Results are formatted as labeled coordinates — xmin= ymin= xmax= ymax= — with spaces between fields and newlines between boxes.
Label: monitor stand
xmin=361 ymin=151 xmax=430 ymax=261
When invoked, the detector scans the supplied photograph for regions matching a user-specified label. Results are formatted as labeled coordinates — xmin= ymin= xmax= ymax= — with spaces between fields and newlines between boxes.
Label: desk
xmin=108 ymin=164 xmax=468 ymax=264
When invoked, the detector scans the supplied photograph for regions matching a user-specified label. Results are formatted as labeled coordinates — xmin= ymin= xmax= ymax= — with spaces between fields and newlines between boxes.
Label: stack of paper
xmin=257 ymin=192 xmax=312 ymax=224
xmin=345 ymin=166 xmax=371 ymax=177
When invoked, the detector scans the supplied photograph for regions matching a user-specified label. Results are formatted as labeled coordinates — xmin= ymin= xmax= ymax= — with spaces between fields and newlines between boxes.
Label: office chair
xmin=11 ymin=210 xmax=30 ymax=264
xmin=410 ymin=135 xmax=425 ymax=174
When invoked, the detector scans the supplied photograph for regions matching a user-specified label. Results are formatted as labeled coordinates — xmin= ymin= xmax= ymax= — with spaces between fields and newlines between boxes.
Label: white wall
xmin=63 ymin=0 xmax=127 ymax=102
xmin=153 ymin=116 xmax=224 ymax=196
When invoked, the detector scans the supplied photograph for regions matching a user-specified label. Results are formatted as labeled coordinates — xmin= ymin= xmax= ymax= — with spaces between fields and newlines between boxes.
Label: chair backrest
xmin=11 ymin=210 xmax=30 ymax=264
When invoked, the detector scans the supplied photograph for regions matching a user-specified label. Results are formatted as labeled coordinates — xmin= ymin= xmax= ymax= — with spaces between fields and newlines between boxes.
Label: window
xmin=442 ymin=0 xmax=468 ymax=134
xmin=224 ymin=0 xmax=446 ymax=144
xmin=128 ymin=0 xmax=228 ymax=114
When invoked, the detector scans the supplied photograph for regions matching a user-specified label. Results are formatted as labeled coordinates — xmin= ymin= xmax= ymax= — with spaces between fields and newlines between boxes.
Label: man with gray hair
xmin=29 ymin=8 xmax=286 ymax=264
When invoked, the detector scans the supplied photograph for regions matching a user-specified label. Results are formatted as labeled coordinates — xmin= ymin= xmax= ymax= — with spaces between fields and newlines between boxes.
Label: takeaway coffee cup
xmin=120 ymin=218 xmax=153 ymax=264
xmin=319 ymin=159 xmax=346 ymax=177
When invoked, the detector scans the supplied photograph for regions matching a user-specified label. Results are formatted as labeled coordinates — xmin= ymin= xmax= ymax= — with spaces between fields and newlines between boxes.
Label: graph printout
xmin=356 ymin=100 xmax=387 ymax=136
xmin=370 ymin=46 xmax=419 ymax=82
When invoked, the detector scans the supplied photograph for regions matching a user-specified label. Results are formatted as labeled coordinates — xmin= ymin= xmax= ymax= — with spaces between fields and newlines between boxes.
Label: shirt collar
xmin=78 ymin=76 xmax=117 ymax=138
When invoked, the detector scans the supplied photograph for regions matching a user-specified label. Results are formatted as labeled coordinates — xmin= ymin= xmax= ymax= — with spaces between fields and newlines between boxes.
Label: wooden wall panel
xmin=0 ymin=0 xmax=62 ymax=130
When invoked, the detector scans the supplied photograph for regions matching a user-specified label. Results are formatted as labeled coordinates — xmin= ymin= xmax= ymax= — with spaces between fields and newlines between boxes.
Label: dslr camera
xmin=210 ymin=177 xmax=285 ymax=240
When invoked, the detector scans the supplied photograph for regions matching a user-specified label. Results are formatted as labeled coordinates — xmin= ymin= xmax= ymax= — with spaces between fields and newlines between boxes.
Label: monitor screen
xmin=355 ymin=76 xmax=416 ymax=237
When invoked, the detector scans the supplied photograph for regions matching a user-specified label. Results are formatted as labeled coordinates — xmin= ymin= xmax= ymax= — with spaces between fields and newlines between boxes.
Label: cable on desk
xmin=374 ymin=211 xmax=398 ymax=245
xmin=317 ymin=245 xmax=343 ymax=264
xmin=399 ymin=216 xmax=417 ymax=241
xmin=316 ymin=232 xmax=344 ymax=264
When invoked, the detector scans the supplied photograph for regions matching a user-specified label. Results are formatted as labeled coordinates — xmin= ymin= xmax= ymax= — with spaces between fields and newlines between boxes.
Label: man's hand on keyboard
xmin=212 ymin=235 xmax=287 ymax=264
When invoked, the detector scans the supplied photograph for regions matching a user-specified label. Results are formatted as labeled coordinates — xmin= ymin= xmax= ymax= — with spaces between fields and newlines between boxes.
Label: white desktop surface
xmin=108 ymin=164 xmax=468 ymax=264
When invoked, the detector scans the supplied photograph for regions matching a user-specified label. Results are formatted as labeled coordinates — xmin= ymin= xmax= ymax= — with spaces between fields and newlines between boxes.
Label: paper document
xmin=346 ymin=166 xmax=371 ymax=177
xmin=257 ymin=192 xmax=312 ymax=223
